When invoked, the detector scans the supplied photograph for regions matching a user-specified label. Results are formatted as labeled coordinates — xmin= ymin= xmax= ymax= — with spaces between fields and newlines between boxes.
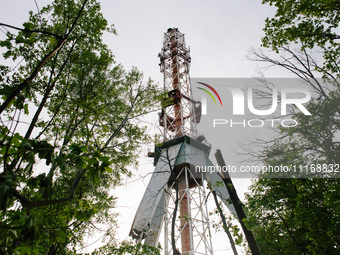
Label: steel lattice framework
xmin=163 ymin=166 xmax=213 ymax=255
xmin=159 ymin=28 xmax=210 ymax=255
xmin=130 ymin=28 xmax=236 ymax=255
xmin=158 ymin=28 xmax=201 ymax=141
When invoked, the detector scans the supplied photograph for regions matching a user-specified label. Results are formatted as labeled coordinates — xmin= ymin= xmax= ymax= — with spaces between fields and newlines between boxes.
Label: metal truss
xmin=163 ymin=166 xmax=213 ymax=255
xmin=130 ymin=28 xmax=218 ymax=255
xmin=158 ymin=28 xmax=201 ymax=142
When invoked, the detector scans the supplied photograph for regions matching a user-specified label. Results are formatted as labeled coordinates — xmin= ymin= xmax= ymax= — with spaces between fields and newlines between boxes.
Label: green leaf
xmin=0 ymin=40 xmax=12 ymax=49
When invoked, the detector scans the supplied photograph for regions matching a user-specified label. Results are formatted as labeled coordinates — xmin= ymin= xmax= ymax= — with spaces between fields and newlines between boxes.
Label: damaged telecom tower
xmin=130 ymin=28 xmax=235 ymax=255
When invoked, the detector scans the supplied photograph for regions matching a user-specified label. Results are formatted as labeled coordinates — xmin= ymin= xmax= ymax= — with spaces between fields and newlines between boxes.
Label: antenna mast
xmin=130 ymin=28 xmax=236 ymax=255
xmin=158 ymin=28 xmax=210 ymax=255
xmin=158 ymin=28 xmax=200 ymax=141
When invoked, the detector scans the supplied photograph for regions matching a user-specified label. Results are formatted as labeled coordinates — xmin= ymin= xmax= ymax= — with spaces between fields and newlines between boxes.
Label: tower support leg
xmin=163 ymin=165 xmax=214 ymax=255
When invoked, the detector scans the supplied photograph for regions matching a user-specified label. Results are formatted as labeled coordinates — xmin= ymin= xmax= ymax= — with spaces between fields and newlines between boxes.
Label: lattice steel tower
xmin=158 ymin=28 xmax=200 ymax=141
xmin=130 ymin=28 xmax=234 ymax=255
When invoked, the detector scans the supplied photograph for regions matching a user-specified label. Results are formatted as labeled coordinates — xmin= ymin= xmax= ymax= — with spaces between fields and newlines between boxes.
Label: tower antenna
xmin=130 ymin=28 xmax=236 ymax=255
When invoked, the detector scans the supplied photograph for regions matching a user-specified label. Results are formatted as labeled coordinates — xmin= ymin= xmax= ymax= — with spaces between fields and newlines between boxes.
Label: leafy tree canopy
xmin=262 ymin=0 xmax=340 ymax=75
xmin=246 ymin=178 xmax=340 ymax=255
xmin=0 ymin=0 xmax=160 ymax=254
xmin=244 ymin=1 xmax=340 ymax=254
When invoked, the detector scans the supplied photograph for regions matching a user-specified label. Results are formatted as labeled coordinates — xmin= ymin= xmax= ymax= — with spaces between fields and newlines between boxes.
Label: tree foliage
xmin=246 ymin=178 xmax=340 ymax=254
xmin=262 ymin=0 xmax=340 ymax=75
xmin=245 ymin=50 xmax=340 ymax=253
xmin=90 ymin=240 xmax=161 ymax=255
xmin=244 ymin=61 xmax=340 ymax=253
xmin=0 ymin=0 xmax=160 ymax=254
xmin=244 ymin=1 xmax=340 ymax=254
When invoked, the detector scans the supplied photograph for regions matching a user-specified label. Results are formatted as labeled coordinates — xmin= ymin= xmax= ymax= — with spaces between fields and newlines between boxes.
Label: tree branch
xmin=0 ymin=23 xmax=62 ymax=39
xmin=0 ymin=0 xmax=89 ymax=115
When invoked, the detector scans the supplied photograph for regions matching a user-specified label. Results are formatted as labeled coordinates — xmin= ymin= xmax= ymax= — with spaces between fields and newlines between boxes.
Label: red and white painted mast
xmin=131 ymin=28 xmax=236 ymax=255
xmin=159 ymin=28 xmax=210 ymax=255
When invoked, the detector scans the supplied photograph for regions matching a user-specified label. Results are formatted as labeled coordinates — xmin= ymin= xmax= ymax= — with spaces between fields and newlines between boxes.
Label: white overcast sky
xmin=1 ymin=1 xmax=281 ymax=254
xmin=0 ymin=0 xmax=280 ymax=79
xmin=99 ymin=0 xmax=278 ymax=79
xmin=0 ymin=0 xmax=285 ymax=81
